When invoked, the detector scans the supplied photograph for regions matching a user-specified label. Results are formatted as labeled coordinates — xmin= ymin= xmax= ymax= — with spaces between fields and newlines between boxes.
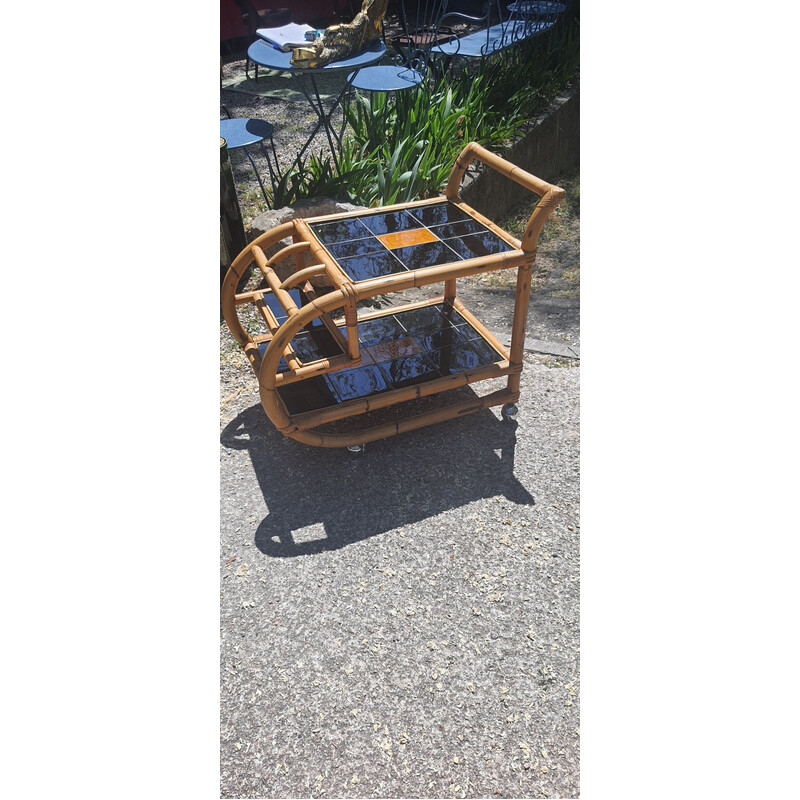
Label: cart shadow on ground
xmin=220 ymin=398 xmax=535 ymax=557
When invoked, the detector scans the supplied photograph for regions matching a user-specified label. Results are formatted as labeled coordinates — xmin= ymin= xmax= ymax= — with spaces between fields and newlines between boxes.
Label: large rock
xmin=247 ymin=197 xmax=367 ymax=285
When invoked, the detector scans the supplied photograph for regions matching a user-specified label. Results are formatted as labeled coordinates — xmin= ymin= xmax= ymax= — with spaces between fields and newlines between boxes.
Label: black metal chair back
xmin=390 ymin=0 xmax=455 ymax=76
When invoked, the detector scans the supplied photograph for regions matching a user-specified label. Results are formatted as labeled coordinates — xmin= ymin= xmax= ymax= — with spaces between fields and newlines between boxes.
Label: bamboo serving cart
xmin=221 ymin=142 xmax=564 ymax=449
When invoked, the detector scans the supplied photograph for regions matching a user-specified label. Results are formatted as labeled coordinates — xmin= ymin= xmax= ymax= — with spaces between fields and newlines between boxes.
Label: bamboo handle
xmin=446 ymin=141 xmax=565 ymax=253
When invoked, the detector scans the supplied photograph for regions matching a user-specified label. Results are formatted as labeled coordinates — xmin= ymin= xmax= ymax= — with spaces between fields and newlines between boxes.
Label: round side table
xmin=219 ymin=117 xmax=279 ymax=207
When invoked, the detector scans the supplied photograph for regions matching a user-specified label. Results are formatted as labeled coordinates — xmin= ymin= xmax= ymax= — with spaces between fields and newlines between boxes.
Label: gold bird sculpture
xmin=290 ymin=0 xmax=388 ymax=69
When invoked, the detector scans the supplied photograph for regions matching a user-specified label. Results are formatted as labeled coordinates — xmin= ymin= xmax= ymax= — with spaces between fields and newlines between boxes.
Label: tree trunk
xmin=220 ymin=137 xmax=247 ymax=284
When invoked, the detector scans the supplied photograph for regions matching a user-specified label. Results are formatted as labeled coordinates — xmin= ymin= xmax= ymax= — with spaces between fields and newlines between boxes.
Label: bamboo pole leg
xmin=444 ymin=277 xmax=457 ymax=305
xmin=507 ymin=262 xmax=533 ymax=398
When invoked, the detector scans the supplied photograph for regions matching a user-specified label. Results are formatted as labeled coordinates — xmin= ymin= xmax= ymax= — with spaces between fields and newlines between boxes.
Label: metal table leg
xmin=289 ymin=68 xmax=362 ymax=176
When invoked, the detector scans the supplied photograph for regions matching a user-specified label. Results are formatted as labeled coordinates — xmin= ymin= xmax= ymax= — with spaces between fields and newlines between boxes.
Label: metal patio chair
xmin=348 ymin=1 xmax=457 ymax=95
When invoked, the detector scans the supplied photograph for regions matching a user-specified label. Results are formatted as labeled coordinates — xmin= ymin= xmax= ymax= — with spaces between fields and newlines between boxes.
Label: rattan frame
xmin=221 ymin=142 xmax=565 ymax=448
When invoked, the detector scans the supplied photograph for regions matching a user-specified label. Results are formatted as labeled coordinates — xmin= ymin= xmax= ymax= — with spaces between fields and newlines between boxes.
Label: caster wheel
xmin=347 ymin=444 xmax=366 ymax=453
xmin=501 ymin=403 xmax=519 ymax=421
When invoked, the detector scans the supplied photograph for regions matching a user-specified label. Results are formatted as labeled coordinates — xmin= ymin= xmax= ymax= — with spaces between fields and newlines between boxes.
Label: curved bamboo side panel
xmin=220 ymin=221 xmax=297 ymax=347
xmin=258 ymin=290 xmax=348 ymax=436
xmin=446 ymin=141 xmax=565 ymax=253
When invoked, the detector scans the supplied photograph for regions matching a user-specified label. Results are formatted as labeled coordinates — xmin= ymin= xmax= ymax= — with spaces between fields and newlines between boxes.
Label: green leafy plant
xmin=279 ymin=16 xmax=579 ymax=207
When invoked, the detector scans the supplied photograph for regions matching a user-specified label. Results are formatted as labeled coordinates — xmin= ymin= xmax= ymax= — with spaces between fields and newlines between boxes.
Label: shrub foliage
xmin=273 ymin=18 xmax=579 ymax=208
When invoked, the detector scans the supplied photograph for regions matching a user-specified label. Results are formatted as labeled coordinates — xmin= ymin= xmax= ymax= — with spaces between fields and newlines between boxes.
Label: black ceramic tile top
xmin=327 ymin=237 xmax=388 ymax=261
xmin=442 ymin=231 xmax=513 ymax=260
xmin=337 ymin=250 xmax=407 ymax=282
xmin=392 ymin=240 xmax=462 ymax=271
xmin=357 ymin=315 xmax=407 ymax=347
xmin=310 ymin=218 xmax=372 ymax=244
xmin=277 ymin=376 xmax=338 ymax=415
xmin=324 ymin=364 xmax=391 ymax=402
xmin=271 ymin=301 xmax=504 ymax=414
xmin=425 ymin=337 xmax=501 ymax=375
xmin=376 ymin=353 xmax=441 ymax=389
xmin=310 ymin=202 xmax=514 ymax=281
xmin=358 ymin=210 xmax=423 ymax=236
xmin=408 ymin=201 xmax=474 ymax=227
xmin=429 ymin=218 xmax=486 ymax=239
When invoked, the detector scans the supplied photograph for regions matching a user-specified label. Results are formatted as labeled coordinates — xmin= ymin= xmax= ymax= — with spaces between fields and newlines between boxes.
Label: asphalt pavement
xmin=220 ymin=351 xmax=579 ymax=798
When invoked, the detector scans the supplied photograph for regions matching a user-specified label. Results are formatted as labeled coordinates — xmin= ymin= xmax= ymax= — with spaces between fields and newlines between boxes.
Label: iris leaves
xmin=273 ymin=22 xmax=579 ymax=208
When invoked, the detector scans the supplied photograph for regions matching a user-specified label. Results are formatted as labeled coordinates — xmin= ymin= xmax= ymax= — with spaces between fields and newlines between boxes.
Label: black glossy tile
xmin=358 ymin=210 xmax=423 ymax=236
xmin=393 ymin=304 xmax=453 ymax=336
xmin=358 ymin=347 xmax=377 ymax=365
xmin=356 ymin=315 xmax=407 ymax=347
xmin=377 ymin=353 xmax=441 ymax=389
xmin=297 ymin=296 xmax=329 ymax=332
xmin=364 ymin=336 xmax=421 ymax=364
xmin=310 ymin=218 xmax=372 ymax=244
xmin=327 ymin=237 xmax=387 ymax=260
xmin=429 ymin=218 xmax=486 ymax=239
xmin=262 ymin=288 xmax=302 ymax=323
xmin=439 ymin=304 xmax=470 ymax=328
xmin=417 ymin=323 xmax=475 ymax=352
xmin=277 ymin=376 xmax=338 ymax=414
xmin=337 ymin=250 xmax=407 ymax=282
xmin=288 ymin=333 xmax=320 ymax=363
xmin=449 ymin=322 xmax=485 ymax=342
xmin=408 ymin=201 xmax=474 ymax=227
xmin=290 ymin=328 xmax=344 ymax=362
xmin=425 ymin=338 xmax=501 ymax=375
xmin=300 ymin=314 xmax=325 ymax=332
xmin=444 ymin=231 xmax=513 ymax=260
xmin=324 ymin=364 xmax=391 ymax=402
xmin=257 ymin=342 xmax=290 ymax=373
xmin=393 ymin=240 xmax=462 ymax=271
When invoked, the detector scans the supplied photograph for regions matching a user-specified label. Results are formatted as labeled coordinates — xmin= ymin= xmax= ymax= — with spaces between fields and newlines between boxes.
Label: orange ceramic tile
xmin=377 ymin=228 xmax=438 ymax=250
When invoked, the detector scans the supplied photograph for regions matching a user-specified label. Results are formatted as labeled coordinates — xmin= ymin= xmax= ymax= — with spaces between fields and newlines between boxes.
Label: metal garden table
xmin=246 ymin=37 xmax=386 ymax=176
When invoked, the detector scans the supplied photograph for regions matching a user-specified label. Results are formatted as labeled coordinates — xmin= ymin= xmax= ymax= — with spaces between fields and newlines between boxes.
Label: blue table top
xmin=349 ymin=64 xmax=424 ymax=92
xmin=220 ymin=118 xmax=274 ymax=149
xmin=247 ymin=37 xmax=385 ymax=73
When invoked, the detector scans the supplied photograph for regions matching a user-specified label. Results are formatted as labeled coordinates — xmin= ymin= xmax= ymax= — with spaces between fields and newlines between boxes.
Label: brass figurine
xmin=290 ymin=0 xmax=388 ymax=68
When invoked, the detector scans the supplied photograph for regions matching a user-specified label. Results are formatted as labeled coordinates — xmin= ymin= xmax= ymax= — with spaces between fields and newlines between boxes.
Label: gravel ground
xmin=220 ymin=50 xmax=579 ymax=799
xmin=220 ymin=57 xmax=354 ymax=227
